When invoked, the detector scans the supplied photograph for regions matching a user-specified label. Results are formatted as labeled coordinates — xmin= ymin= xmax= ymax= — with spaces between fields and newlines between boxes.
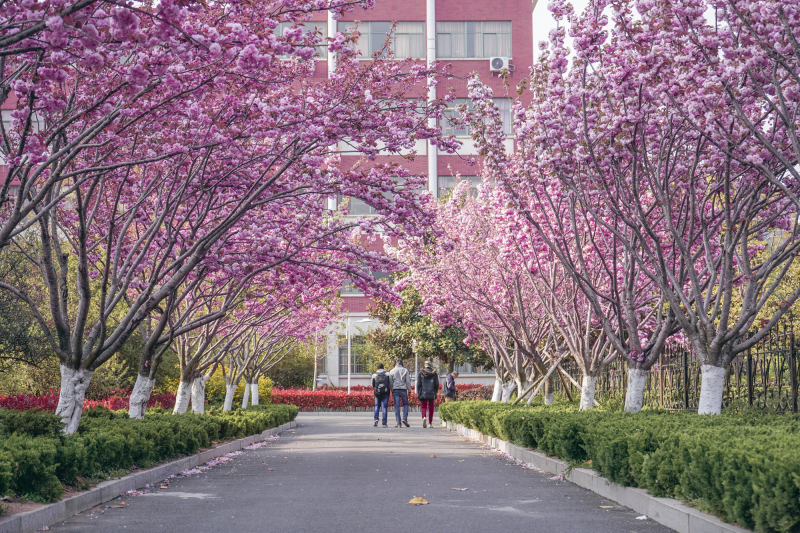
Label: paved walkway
xmin=50 ymin=412 xmax=674 ymax=533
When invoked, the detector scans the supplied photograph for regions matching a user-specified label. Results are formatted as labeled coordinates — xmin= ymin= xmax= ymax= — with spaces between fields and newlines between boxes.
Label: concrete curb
xmin=443 ymin=421 xmax=752 ymax=533
xmin=0 ymin=421 xmax=297 ymax=533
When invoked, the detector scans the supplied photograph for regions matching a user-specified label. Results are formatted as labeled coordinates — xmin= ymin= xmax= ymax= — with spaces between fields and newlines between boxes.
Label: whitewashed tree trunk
xmin=241 ymin=382 xmax=251 ymax=409
xmin=624 ymin=368 xmax=648 ymax=413
xmin=173 ymin=380 xmax=192 ymax=414
xmin=500 ymin=382 xmax=516 ymax=403
xmin=579 ymin=376 xmax=597 ymax=411
xmin=55 ymin=365 xmax=94 ymax=434
xmin=544 ymin=375 xmax=554 ymax=405
xmin=491 ymin=378 xmax=502 ymax=402
xmin=191 ymin=375 xmax=209 ymax=415
xmin=250 ymin=381 xmax=259 ymax=406
xmin=520 ymin=380 xmax=533 ymax=402
xmin=697 ymin=365 xmax=726 ymax=415
xmin=223 ymin=383 xmax=237 ymax=412
xmin=129 ymin=374 xmax=156 ymax=419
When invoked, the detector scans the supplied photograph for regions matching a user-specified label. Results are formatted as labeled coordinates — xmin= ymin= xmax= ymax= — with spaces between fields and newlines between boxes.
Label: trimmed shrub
xmin=438 ymin=401 xmax=800 ymax=533
xmin=0 ymin=404 xmax=298 ymax=502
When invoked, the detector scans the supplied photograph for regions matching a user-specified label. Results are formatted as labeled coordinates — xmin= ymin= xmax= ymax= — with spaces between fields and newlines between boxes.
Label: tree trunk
xmin=447 ymin=359 xmax=455 ymax=373
xmin=579 ymin=375 xmax=597 ymax=411
xmin=191 ymin=375 xmax=208 ymax=415
xmin=491 ymin=377 xmax=502 ymax=402
xmin=223 ymin=383 xmax=237 ymax=412
xmin=500 ymin=382 xmax=516 ymax=403
xmin=624 ymin=368 xmax=648 ymax=413
xmin=129 ymin=374 xmax=156 ymax=419
xmin=543 ymin=374 xmax=554 ymax=405
xmin=173 ymin=379 xmax=192 ymax=414
xmin=55 ymin=365 xmax=94 ymax=434
xmin=697 ymin=364 xmax=726 ymax=415
xmin=250 ymin=380 xmax=259 ymax=406
xmin=241 ymin=382 xmax=251 ymax=409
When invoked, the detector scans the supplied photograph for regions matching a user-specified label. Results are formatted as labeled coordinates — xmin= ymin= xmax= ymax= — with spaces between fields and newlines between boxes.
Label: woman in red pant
xmin=416 ymin=361 xmax=440 ymax=428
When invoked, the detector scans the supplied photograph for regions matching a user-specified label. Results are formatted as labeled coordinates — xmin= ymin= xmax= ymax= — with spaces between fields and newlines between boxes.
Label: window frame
xmin=337 ymin=21 xmax=425 ymax=59
xmin=435 ymin=21 xmax=512 ymax=59
xmin=439 ymin=97 xmax=513 ymax=137
xmin=276 ymin=21 xmax=329 ymax=60
xmin=338 ymin=335 xmax=372 ymax=375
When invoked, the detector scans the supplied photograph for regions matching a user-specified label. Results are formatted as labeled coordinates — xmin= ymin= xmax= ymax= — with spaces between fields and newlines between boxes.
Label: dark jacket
xmin=416 ymin=368 xmax=440 ymax=400
xmin=442 ymin=373 xmax=456 ymax=398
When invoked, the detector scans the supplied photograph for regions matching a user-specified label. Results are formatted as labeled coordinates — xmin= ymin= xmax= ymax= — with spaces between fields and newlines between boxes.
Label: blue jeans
xmin=374 ymin=394 xmax=389 ymax=425
xmin=393 ymin=390 xmax=409 ymax=425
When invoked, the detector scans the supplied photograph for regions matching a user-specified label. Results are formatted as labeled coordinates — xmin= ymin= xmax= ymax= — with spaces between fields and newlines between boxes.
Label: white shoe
xmin=423 ymin=419 xmax=427 ymax=428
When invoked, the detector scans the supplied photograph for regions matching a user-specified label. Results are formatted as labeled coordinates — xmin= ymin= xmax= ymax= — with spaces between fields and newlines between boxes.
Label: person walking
xmin=388 ymin=358 xmax=412 ymax=427
xmin=416 ymin=360 xmax=440 ymax=428
xmin=441 ymin=371 xmax=459 ymax=402
xmin=371 ymin=363 xmax=391 ymax=428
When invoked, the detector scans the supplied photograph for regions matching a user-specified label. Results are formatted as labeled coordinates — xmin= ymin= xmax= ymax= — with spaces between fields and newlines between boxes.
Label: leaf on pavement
xmin=452 ymin=488 xmax=468 ymax=491
xmin=600 ymin=506 xmax=613 ymax=509
xmin=267 ymin=468 xmax=274 ymax=471
xmin=458 ymin=460 xmax=465 ymax=462
xmin=408 ymin=497 xmax=429 ymax=505
xmin=429 ymin=454 xmax=436 ymax=458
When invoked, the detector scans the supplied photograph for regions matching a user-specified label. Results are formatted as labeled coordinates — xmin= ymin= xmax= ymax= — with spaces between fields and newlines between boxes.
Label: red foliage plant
xmin=0 ymin=390 xmax=176 ymax=412
xmin=271 ymin=384 xmax=484 ymax=411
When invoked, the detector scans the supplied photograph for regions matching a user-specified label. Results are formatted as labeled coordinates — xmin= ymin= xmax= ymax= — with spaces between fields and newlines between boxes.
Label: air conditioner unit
xmin=490 ymin=57 xmax=509 ymax=72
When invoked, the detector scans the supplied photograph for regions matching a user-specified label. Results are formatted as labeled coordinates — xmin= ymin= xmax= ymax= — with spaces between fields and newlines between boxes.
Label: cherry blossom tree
xmin=511 ymin=0 xmax=800 ymax=414
xmin=0 ymin=0 xmax=455 ymax=432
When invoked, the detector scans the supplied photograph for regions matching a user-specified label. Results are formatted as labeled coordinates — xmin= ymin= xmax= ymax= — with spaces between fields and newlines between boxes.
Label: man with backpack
xmin=388 ymin=359 xmax=413 ymax=427
xmin=441 ymin=371 xmax=459 ymax=402
xmin=372 ymin=363 xmax=391 ymax=427
xmin=416 ymin=360 xmax=440 ymax=428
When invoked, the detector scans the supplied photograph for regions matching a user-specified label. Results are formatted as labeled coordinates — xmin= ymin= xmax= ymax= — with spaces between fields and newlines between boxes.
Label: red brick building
xmin=316 ymin=0 xmax=536 ymax=388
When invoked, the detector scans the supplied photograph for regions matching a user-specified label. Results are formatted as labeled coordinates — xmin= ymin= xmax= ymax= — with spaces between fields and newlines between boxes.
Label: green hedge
xmin=0 ymin=404 xmax=298 ymax=502
xmin=438 ymin=401 xmax=800 ymax=533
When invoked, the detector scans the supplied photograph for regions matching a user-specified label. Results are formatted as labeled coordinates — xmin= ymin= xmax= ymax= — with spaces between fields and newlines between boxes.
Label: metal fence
xmin=553 ymin=322 xmax=800 ymax=413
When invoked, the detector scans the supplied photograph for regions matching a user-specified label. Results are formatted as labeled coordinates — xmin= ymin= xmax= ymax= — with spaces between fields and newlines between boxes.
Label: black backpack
xmin=374 ymin=373 xmax=390 ymax=396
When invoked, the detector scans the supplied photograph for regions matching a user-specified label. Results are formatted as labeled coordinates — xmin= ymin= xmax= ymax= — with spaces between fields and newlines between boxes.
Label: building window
xmin=276 ymin=21 xmax=328 ymax=59
xmin=437 ymin=175 xmax=480 ymax=198
xmin=339 ymin=196 xmax=379 ymax=216
xmin=338 ymin=176 xmax=422 ymax=217
xmin=440 ymin=97 xmax=512 ymax=136
xmin=339 ymin=335 xmax=372 ymax=374
xmin=341 ymin=270 xmax=392 ymax=296
xmin=338 ymin=21 xmax=425 ymax=59
xmin=436 ymin=21 xmax=511 ymax=58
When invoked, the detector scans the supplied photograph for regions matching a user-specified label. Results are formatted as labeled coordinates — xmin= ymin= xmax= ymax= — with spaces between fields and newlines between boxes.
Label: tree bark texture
xmin=500 ymin=382 xmax=516 ymax=403
xmin=697 ymin=365 xmax=726 ymax=415
xmin=624 ymin=368 xmax=648 ymax=413
xmin=250 ymin=381 xmax=259 ymax=406
xmin=173 ymin=380 xmax=192 ymax=414
xmin=128 ymin=374 xmax=156 ymax=419
xmin=579 ymin=376 xmax=597 ymax=411
xmin=544 ymin=374 xmax=554 ymax=405
xmin=492 ymin=377 xmax=502 ymax=402
xmin=56 ymin=365 xmax=94 ymax=434
xmin=223 ymin=383 xmax=237 ymax=412
xmin=241 ymin=382 xmax=251 ymax=409
xmin=191 ymin=375 xmax=209 ymax=414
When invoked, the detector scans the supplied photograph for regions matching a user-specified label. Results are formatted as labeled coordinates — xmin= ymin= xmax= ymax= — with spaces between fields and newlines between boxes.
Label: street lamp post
xmin=347 ymin=316 xmax=351 ymax=394
xmin=412 ymin=339 xmax=418 ymax=393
